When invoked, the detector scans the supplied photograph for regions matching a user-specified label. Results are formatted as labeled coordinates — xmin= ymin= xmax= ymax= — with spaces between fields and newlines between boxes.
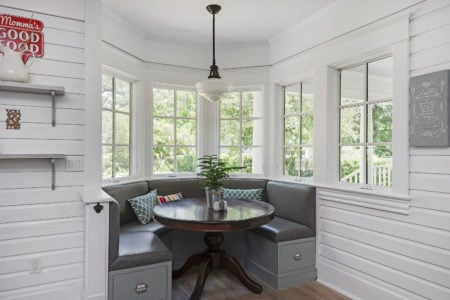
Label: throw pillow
xmin=128 ymin=189 xmax=158 ymax=225
xmin=223 ymin=188 xmax=263 ymax=201
xmin=157 ymin=192 xmax=183 ymax=205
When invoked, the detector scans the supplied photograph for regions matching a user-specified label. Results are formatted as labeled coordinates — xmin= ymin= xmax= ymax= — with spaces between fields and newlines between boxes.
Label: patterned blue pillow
xmin=223 ymin=188 xmax=263 ymax=201
xmin=128 ymin=189 xmax=157 ymax=224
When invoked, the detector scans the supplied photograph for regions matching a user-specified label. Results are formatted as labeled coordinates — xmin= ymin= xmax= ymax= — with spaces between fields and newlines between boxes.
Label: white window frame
xmin=151 ymin=83 xmax=199 ymax=176
xmin=101 ymin=68 xmax=138 ymax=183
xmin=217 ymin=86 xmax=264 ymax=176
xmin=282 ymin=81 xmax=314 ymax=180
xmin=330 ymin=44 xmax=409 ymax=197
xmin=338 ymin=56 xmax=393 ymax=187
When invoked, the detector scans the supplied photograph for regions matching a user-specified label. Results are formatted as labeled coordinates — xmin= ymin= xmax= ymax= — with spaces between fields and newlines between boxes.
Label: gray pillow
xmin=223 ymin=188 xmax=263 ymax=201
xmin=128 ymin=189 xmax=157 ymax=224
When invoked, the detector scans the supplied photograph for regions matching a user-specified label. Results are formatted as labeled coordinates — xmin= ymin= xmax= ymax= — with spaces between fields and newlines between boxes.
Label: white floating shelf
xmin=0 ymin=82 xmax=65 ymax=126
xmin=0 ymin=82 xmax=64 ymax=95
xmin=0 ymin=154 xmax=66 ymax=190
xmin=0 ymin=154 xmax=65 ymax=159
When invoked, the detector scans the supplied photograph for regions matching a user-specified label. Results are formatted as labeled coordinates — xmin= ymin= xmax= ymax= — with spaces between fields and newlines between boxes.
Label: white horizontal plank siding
xmin=0 ymin=123 xmax=84 ymax=140
xmin=410 ymin=173 xmax=450 ymax=194
xmin=0 ymin=190 xmax=81 ymax=206
xmin=0 ymin=140 xmax=84 ymax=156
xmin=0 ymin=232 xmax=84 ymax=257
xmin=0 ymin=105 xmax=84 ymax=125
xmin=0 ymin=171 xmax=84 ymax=190
xmin=30 ymin=59 xmax=85 ymax=79
xmin=44 ymin=28 xmax=84 ymax=49
xmin=410 ymin=190 xmax=450 ymax=213
xmin=321 ymin=232 xmax=450 ymax=289
xmin=318 ymin=257 xmax=422 ymax=300
xmin=321 ymin=219 xmax=450 ymax=269
xmin=0 ymin=202 xmax=83 ymax=224
xmin=0 ymin=263 xmax=83 ymax=292
xmin=410 ymin=156 xmax=450 ymax=174
xmin=322 ymin=198 xmax=450 ymax=231
xmin=316 ymin=1 xmax=450 ymax=299
xmin=321 ymin=245 xmax=450 ymax=299
xmin=0 ymin=4 xmax=86 ymax=299
xmin=0 ymin=92 xmax=84 ymax=110
xmin=0 ymin=217 xmax=83 ymax=241
xmin=320 ymin=205 xmax=450 ymax=250
xmin=0 ymin=279 xmax=82 ymax=300
xmin=44 ymin=44 xmax=85 ymax=64
xmin=28 ymin=75 xmax=84 ymax=94
xmin=0 ymin=248 xmax=83 ymax=275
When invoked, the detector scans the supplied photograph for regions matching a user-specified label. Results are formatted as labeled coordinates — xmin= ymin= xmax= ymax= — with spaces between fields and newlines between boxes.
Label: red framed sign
xmin=0 ymin=14 xmax=44 ymax=63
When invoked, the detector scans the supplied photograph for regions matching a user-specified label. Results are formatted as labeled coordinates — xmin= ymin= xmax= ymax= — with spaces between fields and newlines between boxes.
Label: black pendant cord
xmin=212 ymin=12 xmax=216 ymax=66
xmin=207 ymin=5 xmax=221 ymax=79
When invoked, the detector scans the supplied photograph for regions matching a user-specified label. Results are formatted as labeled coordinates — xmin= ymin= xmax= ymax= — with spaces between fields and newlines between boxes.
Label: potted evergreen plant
xmin=197 ymin=154 xmax=242 ymax=209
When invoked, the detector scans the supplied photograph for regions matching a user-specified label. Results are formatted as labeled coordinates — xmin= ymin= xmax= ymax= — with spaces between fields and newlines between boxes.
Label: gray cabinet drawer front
xmin=279 ymin=240 xmax=315 ymax=273
xmin=112 ymin=266 xmax=168 ymax=300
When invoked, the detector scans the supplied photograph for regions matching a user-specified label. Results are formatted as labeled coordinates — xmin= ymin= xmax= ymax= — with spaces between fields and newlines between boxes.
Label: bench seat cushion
xmin=109 ymin=231 xmax=173 ymax=271
xmin=250 ymin=216 xmax=314 ymax=242
xmin=121 ymin=221 xmax=174 ymax=238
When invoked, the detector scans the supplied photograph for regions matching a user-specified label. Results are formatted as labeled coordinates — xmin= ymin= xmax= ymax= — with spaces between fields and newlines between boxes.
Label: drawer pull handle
xmin=135 ymin=283 xmax=148 ymax=294
xmin=293 ymin=253 xmax=302 ymax=261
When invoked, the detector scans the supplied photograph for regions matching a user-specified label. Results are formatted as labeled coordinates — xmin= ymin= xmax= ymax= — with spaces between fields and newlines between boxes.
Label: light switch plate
xmin=66 ymin=155 xmax=84 ymax=172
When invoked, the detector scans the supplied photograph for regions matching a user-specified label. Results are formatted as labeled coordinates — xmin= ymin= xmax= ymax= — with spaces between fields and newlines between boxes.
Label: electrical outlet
xmin=30 ymin=258 xmax=42 ymax=274
xmin=66 ymin=156 xmax=84 ymax=172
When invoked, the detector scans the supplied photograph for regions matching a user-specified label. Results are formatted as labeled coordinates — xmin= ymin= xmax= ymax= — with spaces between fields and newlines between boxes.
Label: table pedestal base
xmin=173 ymin=232 xmax=263 ymax=300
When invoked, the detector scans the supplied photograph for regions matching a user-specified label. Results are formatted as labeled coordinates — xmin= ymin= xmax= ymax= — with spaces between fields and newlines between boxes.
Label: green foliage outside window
xmin=153 ymin=88 xmax=197 ymax=173
xmin=102 ymin=73 xmax=131 ymax=179
xmin=219 ymin=91 xmax=263 ymax=174
xmin=283 ymin=82 xmax=314 ymax=178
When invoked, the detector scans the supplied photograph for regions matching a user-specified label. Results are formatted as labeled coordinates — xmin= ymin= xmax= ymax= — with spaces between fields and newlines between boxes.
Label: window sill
xmin=269 ymin=177 xmax=410 ymax=215
xmin=102 ymin=176 xmax=141 ymax=187
xmin=315 ymin=183 xmax=411 ymax=215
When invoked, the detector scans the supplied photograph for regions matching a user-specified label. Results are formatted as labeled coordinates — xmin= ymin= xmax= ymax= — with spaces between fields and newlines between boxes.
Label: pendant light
xmin=196 ymin=4 xmax=233 ymax=102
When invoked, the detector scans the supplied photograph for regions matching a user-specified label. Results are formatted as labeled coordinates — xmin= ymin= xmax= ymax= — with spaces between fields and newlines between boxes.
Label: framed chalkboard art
xmin=410 ymin=70 xmax=450 ymax=147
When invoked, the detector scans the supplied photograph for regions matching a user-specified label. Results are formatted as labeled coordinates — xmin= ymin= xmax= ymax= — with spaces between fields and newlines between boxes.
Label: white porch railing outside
xmin=341 ymin=165 xmax=392 ymax=186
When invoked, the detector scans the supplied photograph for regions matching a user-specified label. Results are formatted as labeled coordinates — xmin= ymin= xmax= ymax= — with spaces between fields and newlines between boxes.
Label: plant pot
xmin=205 ymin=188 xmax=222 ymax=209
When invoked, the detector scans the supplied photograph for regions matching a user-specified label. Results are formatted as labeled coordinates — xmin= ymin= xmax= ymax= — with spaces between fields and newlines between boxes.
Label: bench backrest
xmin=266 ymin=181 xmax=316 ymax=231
xmin=103 ymin=181 xmax=149 ymax=225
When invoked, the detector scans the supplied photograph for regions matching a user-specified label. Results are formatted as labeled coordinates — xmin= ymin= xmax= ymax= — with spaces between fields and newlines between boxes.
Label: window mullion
xmin=363 ymin=63 xmax=369 ymax=185
xmin=174 ymin=89 xmax=178 ymax=173
xmin=298 ymin=83 xmax=303 ymax=176
xmin=112 ymin=77 xmax=116 ymax=178
xmin=239 ymin=92 xmax=243 ymax=169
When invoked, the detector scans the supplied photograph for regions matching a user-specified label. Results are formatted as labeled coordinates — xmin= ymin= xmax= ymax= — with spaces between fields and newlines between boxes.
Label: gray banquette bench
xmin=103 ymin=178 xmax=316 ymax=300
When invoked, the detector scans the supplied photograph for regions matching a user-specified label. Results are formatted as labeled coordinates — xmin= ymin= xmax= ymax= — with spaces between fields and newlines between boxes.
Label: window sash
xmin=102 ymin=75 xmax=132 ymax=179
xmin=219 ymin=91 xmax=263 ymax=173
xmin=152 ymin=86 xmax=197 ymax=174
xmin=338 ymin=59 xmax=393 ymax=186
xmin=282 ymin=82 xmax=314 ymax=178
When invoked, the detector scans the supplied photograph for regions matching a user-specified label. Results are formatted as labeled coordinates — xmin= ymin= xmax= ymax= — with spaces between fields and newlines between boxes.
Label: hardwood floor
xmin=172 ymin=268 xmax=350 ymax=300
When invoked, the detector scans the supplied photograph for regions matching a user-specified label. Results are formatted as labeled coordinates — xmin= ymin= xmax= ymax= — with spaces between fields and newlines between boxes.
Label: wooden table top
xmin=153 ymin=198 xmax=275 ymax=232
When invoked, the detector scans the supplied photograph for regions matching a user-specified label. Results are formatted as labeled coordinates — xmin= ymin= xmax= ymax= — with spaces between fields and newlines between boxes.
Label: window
xmin=339 ymin=57 xmax=393 ymax=187
xmin=102 ymin=73 xmax=132 ymax=179
xmin=283 ymin=82 xmax=314 ymax=178
xmin=219 ymin=90 xmax=263 ymax=174
xmin=152 ymin=87 xmax=197 ymax=173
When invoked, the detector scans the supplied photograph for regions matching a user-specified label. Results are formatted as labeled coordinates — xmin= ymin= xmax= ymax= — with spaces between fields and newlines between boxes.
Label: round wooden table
xmin=153 ymin=198 xmax=275 ymax=300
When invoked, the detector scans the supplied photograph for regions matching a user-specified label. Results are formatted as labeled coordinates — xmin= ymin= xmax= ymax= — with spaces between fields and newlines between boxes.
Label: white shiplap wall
xmin=0 ymin=5 xmax=85 ymax=300
xmin=317 ymin=1 xmax=450 ymax=299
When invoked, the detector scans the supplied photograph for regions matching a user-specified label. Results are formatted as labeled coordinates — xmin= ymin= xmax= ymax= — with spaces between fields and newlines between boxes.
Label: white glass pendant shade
xmin=196 ymin=78 xmax=233 ymax=102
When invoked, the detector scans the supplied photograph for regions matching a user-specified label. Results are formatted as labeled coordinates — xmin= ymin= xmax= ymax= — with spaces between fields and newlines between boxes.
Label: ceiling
xmin=102 ymin=0 xmax=338 ymax=44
